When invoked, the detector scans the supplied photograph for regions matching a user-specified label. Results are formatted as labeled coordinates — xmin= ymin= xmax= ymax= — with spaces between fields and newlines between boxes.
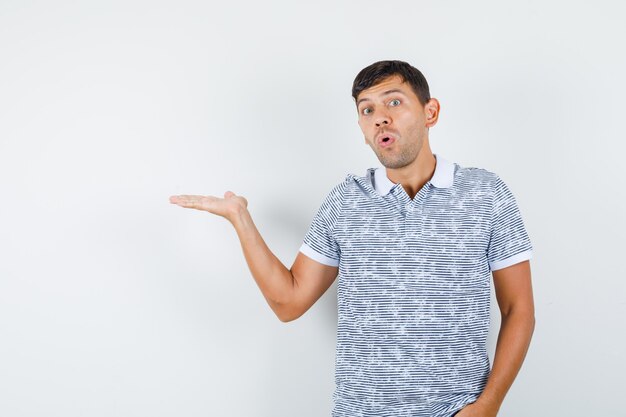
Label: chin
xmin=379 ymin=154 xmax=418 ymax=170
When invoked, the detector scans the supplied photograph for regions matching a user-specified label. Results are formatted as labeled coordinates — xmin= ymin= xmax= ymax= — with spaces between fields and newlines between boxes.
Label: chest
xmin=335 ymin=194 xmax=491 ymax=262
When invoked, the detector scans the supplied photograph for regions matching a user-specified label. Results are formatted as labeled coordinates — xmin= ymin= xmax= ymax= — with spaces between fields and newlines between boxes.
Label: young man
xmin=170 ymin=60 xmax=535 ymax=417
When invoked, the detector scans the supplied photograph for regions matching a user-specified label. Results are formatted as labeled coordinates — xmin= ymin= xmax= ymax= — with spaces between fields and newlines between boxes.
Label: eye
xmin=362 ymin=107 xmax=372 ymax=115
xmin=389 ymin=99 xmax=401 ymax=107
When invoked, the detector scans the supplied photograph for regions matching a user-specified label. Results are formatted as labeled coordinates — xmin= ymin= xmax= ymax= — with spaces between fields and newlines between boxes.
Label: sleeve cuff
xmin=299 ymin=242 xmax=339 ymax=267
xmin=489 ymin=249 xmax=533 ymax=271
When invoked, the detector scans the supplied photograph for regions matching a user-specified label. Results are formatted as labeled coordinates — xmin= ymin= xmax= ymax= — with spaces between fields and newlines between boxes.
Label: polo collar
xmin=373 ymin=154 xmax=455 ymax=196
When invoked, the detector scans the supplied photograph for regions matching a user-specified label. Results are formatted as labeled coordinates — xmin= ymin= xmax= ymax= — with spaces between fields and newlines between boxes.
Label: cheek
xmin=400 ymin=115 xmax=423 ymax=132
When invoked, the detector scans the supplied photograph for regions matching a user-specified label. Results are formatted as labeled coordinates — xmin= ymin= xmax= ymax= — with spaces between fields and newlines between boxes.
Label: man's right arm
xmin=231 ymin=207 xmax=338 ymax=322
xmin=170 ymin=191 xmax=338 ymax=322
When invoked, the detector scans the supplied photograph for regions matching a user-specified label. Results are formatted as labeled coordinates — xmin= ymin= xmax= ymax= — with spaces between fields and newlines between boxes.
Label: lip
xmin=376 ymin=132 xmax=397 ymax=148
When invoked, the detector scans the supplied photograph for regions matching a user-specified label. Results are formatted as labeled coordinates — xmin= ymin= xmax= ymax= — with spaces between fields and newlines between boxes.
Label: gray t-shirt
xmin=299 ymin=154 xmax=533 ymax=417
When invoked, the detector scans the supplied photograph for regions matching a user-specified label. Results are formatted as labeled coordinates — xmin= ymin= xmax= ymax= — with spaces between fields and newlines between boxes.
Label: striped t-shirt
xmin=299 ymin=154 xmax=533 ymax=417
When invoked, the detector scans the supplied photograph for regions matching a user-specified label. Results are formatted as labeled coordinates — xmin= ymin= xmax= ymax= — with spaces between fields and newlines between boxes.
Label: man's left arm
xmin=457 ymin=260 xmax=536 ymax=417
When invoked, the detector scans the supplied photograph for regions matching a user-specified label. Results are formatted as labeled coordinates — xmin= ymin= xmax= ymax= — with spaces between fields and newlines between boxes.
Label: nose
xmin=375 ymin=111 xmax=390 ymax=127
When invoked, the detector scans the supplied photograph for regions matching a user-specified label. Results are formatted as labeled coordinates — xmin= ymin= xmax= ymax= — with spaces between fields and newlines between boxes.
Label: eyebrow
xmin=356 ymin=89 xmax=407 ymax=106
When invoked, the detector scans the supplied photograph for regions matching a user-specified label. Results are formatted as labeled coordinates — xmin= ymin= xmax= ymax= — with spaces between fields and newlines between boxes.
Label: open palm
xmin=169 ymin=191 xmax=248 ymax=223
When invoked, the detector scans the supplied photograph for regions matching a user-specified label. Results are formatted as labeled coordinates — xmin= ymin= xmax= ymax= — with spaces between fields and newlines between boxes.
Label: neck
xmin=386 ymin=144 xmax=436 ymax=200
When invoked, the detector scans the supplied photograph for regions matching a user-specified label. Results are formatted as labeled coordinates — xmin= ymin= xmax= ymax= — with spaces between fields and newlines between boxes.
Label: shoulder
xmin=453 ymin=162 xmax=526 ymax=219
xmin=314 ymin=167 xmax=377 ymax=216
xmin=452 ymin=161 xmax=501 ymax=191
xmin=312 ymin=173 xmax=356 ymax=216
xmin=330 ymin=167 xmax=378 ymax=199
xmin=323 ymin=173 xmax=356 ymax=202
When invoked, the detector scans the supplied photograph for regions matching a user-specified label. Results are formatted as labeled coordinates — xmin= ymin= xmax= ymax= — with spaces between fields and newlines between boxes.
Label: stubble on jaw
xmin=371 ymin=131 xmax=424 ymax=169
xmin=376 ymin=141 xmax=421 ymax=169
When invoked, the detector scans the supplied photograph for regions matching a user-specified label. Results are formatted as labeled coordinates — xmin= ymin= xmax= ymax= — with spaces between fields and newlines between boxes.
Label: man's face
xmin=356 ymin=75 xmax=436 ymax=169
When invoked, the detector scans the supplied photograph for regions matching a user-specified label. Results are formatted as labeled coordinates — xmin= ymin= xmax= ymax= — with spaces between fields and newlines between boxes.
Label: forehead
xmin=356 ymin=75 xmax=414 ymax=102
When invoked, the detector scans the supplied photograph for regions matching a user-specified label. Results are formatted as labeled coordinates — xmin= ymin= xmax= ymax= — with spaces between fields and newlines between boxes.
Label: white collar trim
xmin=373 ymin=154 xmax=455 ymax=196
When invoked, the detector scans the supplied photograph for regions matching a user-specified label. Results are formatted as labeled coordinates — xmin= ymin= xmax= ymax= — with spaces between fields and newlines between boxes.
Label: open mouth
xmin=379 ymin=136 xmax=395 ymax=148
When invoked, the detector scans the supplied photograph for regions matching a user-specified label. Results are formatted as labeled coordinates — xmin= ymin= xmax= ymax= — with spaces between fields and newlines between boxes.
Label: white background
xmin=1 ymin=1 xmax=625 ymax=416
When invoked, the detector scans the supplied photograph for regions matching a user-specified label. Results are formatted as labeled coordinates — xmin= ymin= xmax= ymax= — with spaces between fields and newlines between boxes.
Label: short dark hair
xmin=352 ymin=60 xmax=431 ymax=107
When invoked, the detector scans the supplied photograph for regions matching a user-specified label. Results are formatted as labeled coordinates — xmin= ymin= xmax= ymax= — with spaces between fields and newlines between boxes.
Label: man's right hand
xmin=168 ymin=189 xmax=338 ymax=322
xmin=169 ymin=191 xmax=248 ymax=224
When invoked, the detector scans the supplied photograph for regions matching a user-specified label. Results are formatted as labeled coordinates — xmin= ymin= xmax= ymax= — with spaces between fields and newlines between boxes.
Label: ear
xmin=424 ymin=98 xmax=440 ymax=128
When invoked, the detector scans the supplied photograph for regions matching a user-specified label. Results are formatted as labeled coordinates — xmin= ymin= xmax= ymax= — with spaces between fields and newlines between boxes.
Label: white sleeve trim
xmin=489 ymin=249 xmax=533 ymax=271
xmin=299 ymin=242 xmax=339 ymax=267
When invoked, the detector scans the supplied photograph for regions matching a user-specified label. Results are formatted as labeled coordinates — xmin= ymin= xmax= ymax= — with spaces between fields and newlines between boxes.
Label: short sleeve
xmin=298 ymin=179 xmax=348 ymax=267
xmin=487 ymin=175 xmax=533 ymax=271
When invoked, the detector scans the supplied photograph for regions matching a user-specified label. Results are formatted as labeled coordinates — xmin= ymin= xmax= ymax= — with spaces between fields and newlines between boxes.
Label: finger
xmin=169 ymin=195 xmax=204 ymax=209
xmin=170 ymin=195 xmax=191 ymax=205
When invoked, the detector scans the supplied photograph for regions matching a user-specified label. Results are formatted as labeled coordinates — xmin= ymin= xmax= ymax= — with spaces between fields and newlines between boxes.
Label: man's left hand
xmin=453 ymin=400 xmax=499 ymax=417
